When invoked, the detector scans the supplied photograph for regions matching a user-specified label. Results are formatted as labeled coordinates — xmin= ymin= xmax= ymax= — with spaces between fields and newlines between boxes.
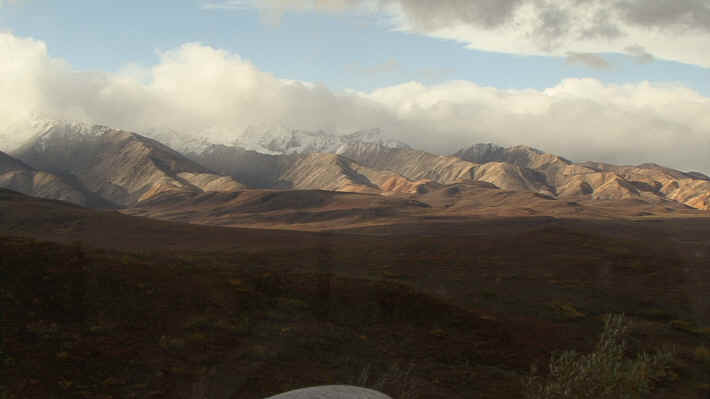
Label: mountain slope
xmin=279 ymin=153 xmax=434 ymax=194
xmin=455 ymin=144 xmax=591 ymax=186
xmin=455 ymin=143 xmax=710 ymax=209
xmin=123 ymin=189 xmax=431 ymax=229
xmin=188 ymin=144 xmax=294 ymax=188
xmin=190 ymin=145 xmax=435 ymax=195
xmin=412 ymin=181 xmax=696 ymax=219
xmin=472 ymin=162 xmax=554 ymax=196
xmin=336 ymin=142 xmax=477 ymax=184
xmin=13 ymin=121 xmax=244 ymax=206
xmin=278 ymin=153 xmax=379 ymax=192
xmin=336 ymin=141 xmax=561 ymax=196
xmin=234 ymin=126 xmax=410 ymax=155
xmin=0 ymin=150 xmax=89 ymax=205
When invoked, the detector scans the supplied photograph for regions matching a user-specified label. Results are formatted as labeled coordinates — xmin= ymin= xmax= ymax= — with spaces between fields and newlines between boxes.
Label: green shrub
xmin=523 ymin=314 xmax=675 ymax=399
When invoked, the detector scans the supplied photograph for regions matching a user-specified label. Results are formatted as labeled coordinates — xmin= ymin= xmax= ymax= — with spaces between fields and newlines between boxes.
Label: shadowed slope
xmin=122 ymin=189 xmax=431 ymax=228
xmin=337 ymin=141 xmax=477 ymax=184
xmin=190 ymin=146 xmax=435 ymax=195
xmin=0 ymin=151 xmax=90 ymax=206
xmin=13 ymin=122 xmax=244 ymax=206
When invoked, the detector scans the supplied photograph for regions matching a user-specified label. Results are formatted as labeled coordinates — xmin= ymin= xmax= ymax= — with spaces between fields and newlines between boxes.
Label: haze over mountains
xmin=2 ymin=119 xmax=710 ymax=220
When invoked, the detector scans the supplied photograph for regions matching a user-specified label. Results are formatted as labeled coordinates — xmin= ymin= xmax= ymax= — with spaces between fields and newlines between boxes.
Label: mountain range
xmin=2 ymin=119 xmax=710 ymax=223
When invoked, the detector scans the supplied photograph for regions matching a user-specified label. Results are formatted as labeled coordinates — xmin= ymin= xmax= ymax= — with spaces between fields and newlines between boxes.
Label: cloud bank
xmin=218 ymin=0 xmax=710 ymax=68
xmin=2 ymin=32 xmax=710 ymax=174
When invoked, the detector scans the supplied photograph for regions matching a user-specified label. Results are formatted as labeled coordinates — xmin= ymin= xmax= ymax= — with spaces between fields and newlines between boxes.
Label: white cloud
xmin=363 ymin=79 xmax=710 ymax=171
xmin=213 ymin=0 xmax=710 ymax=68
xmin=2 ymin=32 xmax=710 ymax=173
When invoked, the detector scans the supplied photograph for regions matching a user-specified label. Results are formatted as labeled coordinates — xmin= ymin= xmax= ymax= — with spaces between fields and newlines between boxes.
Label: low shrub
xmin=523 ymin=314 xmax=675 ymax=399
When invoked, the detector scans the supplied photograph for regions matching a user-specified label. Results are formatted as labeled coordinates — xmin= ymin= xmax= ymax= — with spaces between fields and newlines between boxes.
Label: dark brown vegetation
xmin=1 ymin=188 xmax=710 ymax=398
xmin=523 ymin=314 xmax=677 ymax=399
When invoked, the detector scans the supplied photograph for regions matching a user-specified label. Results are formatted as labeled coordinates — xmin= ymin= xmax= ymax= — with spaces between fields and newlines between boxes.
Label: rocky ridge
xmin=12 ymin=122 xmax=244 ymax=207
xmin=0 ymin=150 xmax=89 ymax=206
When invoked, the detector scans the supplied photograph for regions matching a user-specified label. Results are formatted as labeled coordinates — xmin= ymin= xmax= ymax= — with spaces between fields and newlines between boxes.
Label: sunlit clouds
xmin=2 ymin=32 xmax=710 ymax=173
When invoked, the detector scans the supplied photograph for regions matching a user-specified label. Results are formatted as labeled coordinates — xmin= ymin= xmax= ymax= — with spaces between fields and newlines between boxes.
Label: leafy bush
xmin=523 ymin=314 xmax=675 ymax=399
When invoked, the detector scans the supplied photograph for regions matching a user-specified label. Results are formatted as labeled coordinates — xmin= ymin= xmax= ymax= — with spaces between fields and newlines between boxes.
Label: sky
xmin=1 ymin=0 xmax=710 ymax=172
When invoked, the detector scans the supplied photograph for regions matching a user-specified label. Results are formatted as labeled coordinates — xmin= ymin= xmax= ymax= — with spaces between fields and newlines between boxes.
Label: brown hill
xmin=190 ymin=146 xmax=435 ymax=195
xmin=122 ymin=188 xmax=431 ymax=229
xmin=277 ymin=153 xmax=379 ymax=192
xmin=456 ymin=144 xmax=710 ymax=210
xmin=118 ymin=181 xmax=703 ymax=231
xmin=279 ymin=153 xmax=434 ymax=195
xmin=0 ymin=187 xmax=327 ymax=252
xmin=336 ymin=141 xmax=477 ymax=184
xmin=13 ymin=123 xmax=244 ymax=206
xmin=412 ymin=181 xmax=696 ymax=219
xmin=472 ymin=162 xmax=553 ymax=195
xmin=0 ymin=151 xmax=89 ymax=206
xmin=337 ymin=142 xmax=558 ymax=196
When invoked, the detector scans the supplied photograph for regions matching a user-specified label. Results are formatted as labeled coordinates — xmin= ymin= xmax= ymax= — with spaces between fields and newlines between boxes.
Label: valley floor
xmin=1 ymin=189 xmax=710 ymax=398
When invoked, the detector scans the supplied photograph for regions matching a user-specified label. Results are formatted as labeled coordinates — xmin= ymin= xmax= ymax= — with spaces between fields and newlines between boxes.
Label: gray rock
xmin=265 ymin=385 xmax=392 ymax=399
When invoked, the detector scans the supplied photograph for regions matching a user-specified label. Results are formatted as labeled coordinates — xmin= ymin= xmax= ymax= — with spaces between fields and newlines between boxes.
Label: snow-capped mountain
xmin=6 ymin=118 xmax=710 ymax=212
xmin=0 ymin=119 xmax=106 ymax=154
xmin=233 ymin=125 xmax=410 ymax=155
xmin=5 ymin=117 xmax=411 ymax=159
xmin=140 ymin=127 xmax=215 ymax=156
xmin=341 ymin=128 xmax=410 ymax=150
xmin=12 ymin=120 xmax=244 ymax=207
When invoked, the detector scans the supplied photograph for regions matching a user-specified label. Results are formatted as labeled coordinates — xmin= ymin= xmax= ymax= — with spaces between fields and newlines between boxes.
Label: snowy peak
xmin=13 ymin=121 xmax=245 ymax=207
xmin=342 ymin=128 xmax=410 ymax=149
xmin=232 ymin=125 xmax=409 ymax=155
xmin=30 ymin=120 xmax=111 ymax=143
xmin=1 ymin=119 xmax=107 ymax=154
xmin=15 ymin=120 xmax=410 ymax=158
xmin=140 ymin=127 xmax=215 ymax=156
xmin=237 ymin=126 xmax=341 ymax=155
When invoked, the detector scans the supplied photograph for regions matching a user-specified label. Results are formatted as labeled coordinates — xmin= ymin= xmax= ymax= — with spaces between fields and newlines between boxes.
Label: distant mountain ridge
xmin=4 ymin=119 xmax=710 ymax=212
xmin=133 ymin=124 xmax=410 ymax=156
xmin=10 ymin=121 xmax=243 ymax=207
xmin=235 ymin=126 xmax=410 ymax=155
xmin=454 ymin=143 xmax=710 ymax=209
